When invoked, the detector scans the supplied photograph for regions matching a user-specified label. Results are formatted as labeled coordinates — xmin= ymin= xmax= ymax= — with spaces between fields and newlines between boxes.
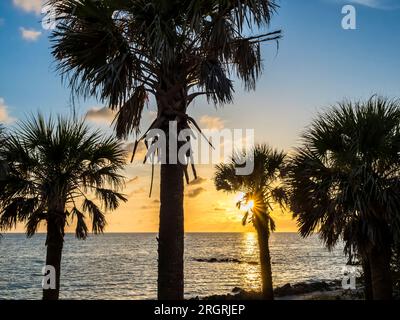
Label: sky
xmin=1 ymin=0 xmax=400 ymax=233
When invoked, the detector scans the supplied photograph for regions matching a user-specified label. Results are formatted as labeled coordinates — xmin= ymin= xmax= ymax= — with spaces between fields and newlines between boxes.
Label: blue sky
xmin=1 ymin=0 xmax=400 ymax=232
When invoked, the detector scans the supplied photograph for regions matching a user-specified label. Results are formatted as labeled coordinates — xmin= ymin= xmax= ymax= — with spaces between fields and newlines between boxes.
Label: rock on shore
xmin=196 ymin=280 xmax=363 ymax=300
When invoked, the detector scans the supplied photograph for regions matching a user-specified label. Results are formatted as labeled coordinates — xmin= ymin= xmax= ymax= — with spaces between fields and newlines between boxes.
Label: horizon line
xmin=2 ymin=231 xmax=300 ymax=235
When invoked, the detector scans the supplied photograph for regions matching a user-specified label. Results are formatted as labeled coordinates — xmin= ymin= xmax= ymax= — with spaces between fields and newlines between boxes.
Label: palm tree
xmin=214 ymin=145 xmax=286 ymax=299
xmin=48 ymin=0 xmax=281 ymax=299
xmin=285 ymin=96 xmax=400 ymax=300
xmin=0 ymin=114 xmax=127 ymax=300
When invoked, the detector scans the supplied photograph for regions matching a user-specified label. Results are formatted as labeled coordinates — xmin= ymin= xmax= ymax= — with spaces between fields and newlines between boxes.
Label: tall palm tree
xmin=48 ymin=0 xmax=281 ymax=299
xmin=214 ymin=145 xmax=286 ymax=299
xmin=285 ymin=96 xmax=400 ymax=300
xmin=0 ymin=114 xmax=127 ymax=300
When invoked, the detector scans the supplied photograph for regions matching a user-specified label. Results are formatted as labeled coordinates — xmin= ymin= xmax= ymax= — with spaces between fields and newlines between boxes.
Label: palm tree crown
xmin=286 ymin=97 xmax=400 ymax=256
xmin=0 ymin=114 xmax=127 ymax=239
xmin=215 ymin=144 xmax=286 ymax=230
xmin=48 ymin=0 xmax=281 ymax=139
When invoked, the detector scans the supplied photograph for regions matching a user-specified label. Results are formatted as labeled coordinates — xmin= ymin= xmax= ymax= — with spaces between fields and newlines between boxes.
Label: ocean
xmin=0 ymin=233 xmax=349 ymax=300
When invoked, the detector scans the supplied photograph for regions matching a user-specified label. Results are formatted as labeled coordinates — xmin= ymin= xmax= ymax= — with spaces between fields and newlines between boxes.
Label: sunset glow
xmin=241 ymin=199 xmax=255 ymax=212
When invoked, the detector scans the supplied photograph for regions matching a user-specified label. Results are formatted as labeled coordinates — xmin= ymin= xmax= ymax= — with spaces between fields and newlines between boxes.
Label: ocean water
xmin=0 ymin=233 xmax=348 ymax=300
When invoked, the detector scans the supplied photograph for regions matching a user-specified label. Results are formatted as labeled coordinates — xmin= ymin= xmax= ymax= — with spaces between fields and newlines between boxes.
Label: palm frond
xmin=286 ymin=96 xmax=400 ymax=253
xmin=214 ymin=143 xmax=286 ymax=234
xmin=26 ymin=209 xmax=47 ymax=238
xmin=114 ymin=85 xmax=148 ymax=139
xmin=82 ymin=198 xmax=106 ymax=234
xmin=0 ymin=113 xmax=126 ymax=238
xmin=95 ymin=188 xmax=127 ymax=210
xmin=49 ymin=0 xmax=281 ymax=127
xmin=71 ymin=207 xmax=88 ymax=240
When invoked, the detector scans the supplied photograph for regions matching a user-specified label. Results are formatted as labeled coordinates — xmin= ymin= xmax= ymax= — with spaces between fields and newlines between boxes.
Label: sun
xmin=235 ymin=192 xmax=256 ymax=212
xmin=242 ymin=199 xmax=255 ymax=212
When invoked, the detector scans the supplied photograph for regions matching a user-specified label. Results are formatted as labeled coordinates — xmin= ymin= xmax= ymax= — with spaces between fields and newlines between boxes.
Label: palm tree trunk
xmin=158 ymin=163 xmax=184 ymax=300
xmin=362 ymin=256 xmax=373 ymax=300
xmin=369 ymin=245 xmax=393 ymax=300
xmin=254 ymin=216 xmax=274 ymax=300
xmin=43 ymin=216 xmax=64 ymax=300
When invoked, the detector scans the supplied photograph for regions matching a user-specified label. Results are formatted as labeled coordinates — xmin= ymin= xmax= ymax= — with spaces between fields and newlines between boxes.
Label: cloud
xmin=123 ymin=141 xmax=147 ymax=160
xmin=187 ymin=187 xmax=206 ymax=198
xmin=189 ymin=177 xmax=207 ymax=185
xmin=140 ymin=200 xmax=160 ymax=210
xmin=13 ymin=0 xmax=43 ymax=14
xmin=20 ymin=27 xmax=42 ymax=41
xmin=127 ymin=176 xmax=139 ymax=184
xmin=348 ymin=0 xmax=379 ymax=6
xmin=336 ymin=0 xmax=400 ymax=9
xmin=85 ymin=107 xmax=116 ymax=124
xmin=214 ymin=207 xmax=226 ymax=212
xmin=200 ymin=115 xmax=225 ymax=130
xmin=0 ymin=98 xmax=16 ymax=124
xmin=128 ymin=187 xmax=147 ymax=197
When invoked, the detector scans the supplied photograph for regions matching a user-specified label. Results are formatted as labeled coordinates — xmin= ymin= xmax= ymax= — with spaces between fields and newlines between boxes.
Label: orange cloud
xmin=189 ymin=177 xmax=207 ymax=185
xmin=200 ymin=115 xmax=225 ymax=130
xmin=20 ymin=27 xmax=41 ymax=42
xmin=0 ymin=97 xmax=16 ymax=123
xmin=85 ymin=107 xmax=116 ymax=124
xmin=186 ymin=187 xmax=206 ymax=198
xmin=13 ymin=0 xmax=43 ymax=14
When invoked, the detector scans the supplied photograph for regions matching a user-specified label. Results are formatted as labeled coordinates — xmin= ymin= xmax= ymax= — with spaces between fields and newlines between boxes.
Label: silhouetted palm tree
xmin=285 ymin=96 xmax=400 ymax=300
xmin=0 ymin=115 xmax=127 ymax=300
xmin=214 ymin=145 xmax=286 ymax=299
xmin=48 ymin=0 xmax=281 ymax=299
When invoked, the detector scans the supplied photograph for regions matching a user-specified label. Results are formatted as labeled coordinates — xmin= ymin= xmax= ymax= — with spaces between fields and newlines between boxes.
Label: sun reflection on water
xmin=243 ymin=232 xmax=257 ymax=255
xmin=241 ymin=232 xmax=261 ymax=290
